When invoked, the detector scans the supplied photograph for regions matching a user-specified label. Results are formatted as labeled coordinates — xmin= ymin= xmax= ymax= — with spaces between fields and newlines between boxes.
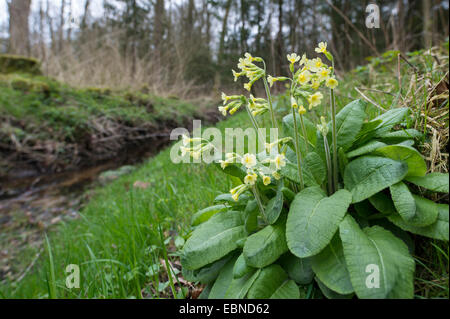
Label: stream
xmin=0 ymin=137 xmax=169 ymax=280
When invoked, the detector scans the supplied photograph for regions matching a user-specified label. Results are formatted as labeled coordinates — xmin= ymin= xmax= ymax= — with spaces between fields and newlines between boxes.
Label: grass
xmin=0 ymin=42 xmax=448 ymax=299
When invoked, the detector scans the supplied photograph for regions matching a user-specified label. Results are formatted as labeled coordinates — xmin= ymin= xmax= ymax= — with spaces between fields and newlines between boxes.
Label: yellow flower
xmin=244 ymin=52 xmax=255 ymax=63
xmin=298 ymin=70 xmax=311 ymax=85
xmin=244 ymin=83 xmax=252 ymax=91
xmin=307 ymin=58 xmax=323 ymax=72
xmin=274 ymin=154 xmax=286 ymax=170
xmin=180 ymin=146 xmax=189 ymax=156
xmin=311 ymin=80 xmax=321 ymax=90
xmin=244 ymin=173 xmax=258 ymax=185
xmin=218 ymin=106 xmax=228 ymax=116
xmin=287 ymin=53 xmax=300 ymax=64
xmin=192 ymin=151 xmax=201 ymax=160
xmin=232 ymin=70 xmax=243 ymax=82
xmin=232 ymin=193 xmax=240 ymax=201
xmin=272 ymin=171 xmax=281 ymax=180
xmin=298 ymin=105 xmax=307 ymax=115
xmin=291 ymin=96 xmax=298 ymax=109
xmin=241 ymin=153 xmax=257 ymax=169
xmin=219 ymin=160 xmax=229 ymax=169
xmin=318 ymin=68 xmax=331 ymax=81
xmin=326 ymin=77 xmax=339 ymax=89
xmin=267 ymin=75 xmax=275 ymax=87
xmin=262 ymin=175 xmax=271 ymax=186
xmin=308 ymin=92 xmax=324 ymax=109
xmin=300 ymin=54 xmax=308 ymax=66
xmin=315 ymin=42 xmax=328 ymax=54
xmin=182 ymin=134 xmax=190 ymax=146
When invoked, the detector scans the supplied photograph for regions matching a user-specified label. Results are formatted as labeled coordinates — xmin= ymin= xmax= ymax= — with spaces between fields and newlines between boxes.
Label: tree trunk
xmin=423 ymin=0 xmax=432 ymax=48
xmin=154 ymin=0 xmax=165 ymax=65
xmin=8 ymin=0 xmax=32 ymax=56
xmin=59 ymin=0 xmax=66 ymax=52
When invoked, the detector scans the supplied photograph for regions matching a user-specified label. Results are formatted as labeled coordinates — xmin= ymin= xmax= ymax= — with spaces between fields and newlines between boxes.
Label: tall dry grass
xmin=31 ymin=29 xmax=205 ymax=99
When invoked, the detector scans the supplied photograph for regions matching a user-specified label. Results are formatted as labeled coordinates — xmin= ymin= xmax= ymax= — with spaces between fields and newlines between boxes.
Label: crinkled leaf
xmin=224 ymin=269 xmax=261 ymax=299
xmin=327 ymin=99 xmax=367 ymax=150
xmin=305 ymin=151 xmax=326 ymax=185
xmin=244 ymin=200 xmax=259 ymax=234
xmin=311 ymin=234 xmax=354 ymax=295
xmin=344 ymin=156 xmax=408 ymax=203
xmin=244 ymin=217 xmax=288 ymax=268
xmin=315 ymin=277 xmax=354 ymax=299
xmin=181 ymin=210 xmax=246 ymax=270
xmin=279 ymin=253 xmax=314 ymax=285
xmin=371 ymin=107 xmax=410 ymax=131
xmin=339 ymin=215 xmax=415 ymax=299
xmin=378 ymin=129 xmax=423 ymax=143
xmin=286 ymin=187 xmax=352 ymax=258
xmin=191 ymin=205 xmax=227 ymax=226
xmin=373 ymin=145 xmax=426 ymax=177
xmin=182 ymin=253 xmax=234 ymax=284
xmin=246 ymin=264 xmax=288 ymax=299
xmin=270 ymin=280 xmax=300 ymax=299
xmin=406 ymin=173 xmax=450 ymax=193
xmin=282 ymin=113 xmax=317 ymax=155
xmin=266 ymin=180 xmax=284 ymax=224
xmin=346 ymin=140 xmax=387 ymax=158
xmin=233 ymin=253 xmax=254 ymax=279
xmin=388 ymin=204 xmax=449 ymax=241
xmin=208 ymin=255 xmax=238 ymax=299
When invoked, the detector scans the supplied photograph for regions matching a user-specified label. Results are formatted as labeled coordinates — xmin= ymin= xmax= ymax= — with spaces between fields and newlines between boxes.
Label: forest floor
xmin=0 ymin=43 xmax=448 ymax=298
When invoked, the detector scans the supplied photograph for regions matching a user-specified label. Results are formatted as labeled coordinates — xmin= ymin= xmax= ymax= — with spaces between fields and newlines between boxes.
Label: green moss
xmin=0 ymin=54 xmax=42 ymax=75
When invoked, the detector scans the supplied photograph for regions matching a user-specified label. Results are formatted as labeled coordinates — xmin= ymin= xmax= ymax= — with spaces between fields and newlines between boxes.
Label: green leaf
xmin=315 ymin=277 xmax=354 ymax=299
xmin=368 ymin=192 xmax=396 ymax=215
xmin=390 ymin=183 xmax=439 ymax=226
xmin=390 ymin=182 xmax=416 ymax=222
xmin=311 ymin=234 xmax=354 ymax=295
xmin=371 ymin=107 xmax=410 ymax=131
xmin=378 ymin=129 xmax=423 ymax=143
xmin=338 ymin=147 xmax=349 ymax=178
xmin=243 ymin=218 xmax=288 ymax=268
xmin=279 ymin=253 xmax=314 ymax=285
xmin=373 ymin=145 xmax=427 ymax=177
xmin=305 ymin=152 xmax=326 ymax=185
xmin=286 ymin=187 xmax=352 ymax=258
xmin=327 ymin=99 xmax=367 ymax=150
xmin=214 ymin=193 xmax=250 ymax=207
xmin=270 ymin=280 xmax=300 ymax=299
xmin=346 ymin=140 xmax=387 ymax=158
xmin=182 ymin=253 xmax=234 ymax=284
xmin=214 ymin=161 xmax=246 ymax=180
xmin=387 ymin=191 xmax=439 ymax=227
xmin=181 ymin=210 xmax=246 ymax=270
xmin=246 ymin=264 xmax=289 ymax=299
xmin=224 ymin=269 xmax=261 ymax=299
xmin=339 ymin=215 xmax=415 ymax=299
xmin=209 ymin=255 xmax=238 ymax=299
xmin=191 ymin=205 xmax=227 ymax=226
xmin=233 ymin=254 xmax=254 ymax=279
xmin=344 ymin=156 xmax=408 ymax=203
xmin=244 ymin=200 xmax=259 ymax=234
xmin=266 ymin=180 xmax=284 ymax=224
xmin=280 ymin=161 xmax=317 ymax=187
xmin=406 ymin=173 xmax=450 ymax=193
xmin=388 ymin=204 xmax=449 ymax=241
xmin=282 ymin=113 xmax=317 ymax=154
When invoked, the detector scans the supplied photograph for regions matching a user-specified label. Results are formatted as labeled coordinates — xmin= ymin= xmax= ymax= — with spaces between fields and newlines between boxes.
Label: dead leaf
xmin=133 ymin=181 xmax=150 ymax=189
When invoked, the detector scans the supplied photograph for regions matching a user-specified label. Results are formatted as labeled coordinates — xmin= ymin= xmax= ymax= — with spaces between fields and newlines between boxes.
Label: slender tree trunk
xmin=154 ymin=0 xmax=165 ymax=66
xmin=80 ymin=0 xmax=91 ymax=30
xmin=8 ymin=0 xmax=32 ymax=56
xmin=59 ymin=0 xmax=66 ymax=52
xmin=423 ymin=0 xmax=432 ymax=48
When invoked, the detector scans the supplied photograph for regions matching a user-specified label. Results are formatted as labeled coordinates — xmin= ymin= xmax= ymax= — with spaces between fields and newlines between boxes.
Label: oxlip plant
xmin=179 ymin=43 xmax=449 ymax=299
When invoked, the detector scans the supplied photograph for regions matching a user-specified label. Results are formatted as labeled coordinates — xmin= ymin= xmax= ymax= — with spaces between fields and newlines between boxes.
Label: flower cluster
xmin=180 ymin=134 xmax=216 ymax=160
xmin=219 ymin=93 xmax=245 ymax=117
xmin=232 ymin=53 xmax=265 ymax=92
xmin=220 ymin=152 xmax=287 ymax=201
xmin=284 ymin=42 xmax=339 ymax=114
